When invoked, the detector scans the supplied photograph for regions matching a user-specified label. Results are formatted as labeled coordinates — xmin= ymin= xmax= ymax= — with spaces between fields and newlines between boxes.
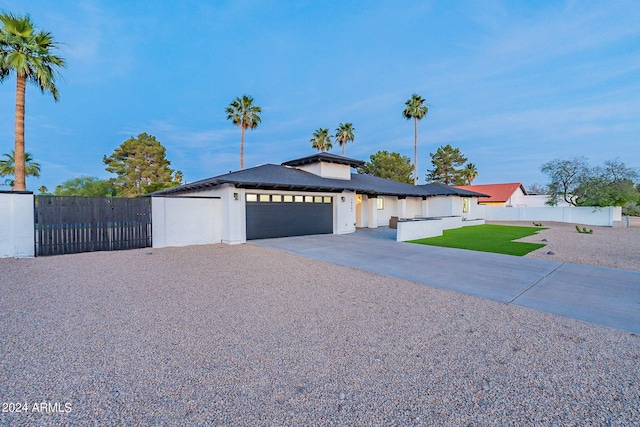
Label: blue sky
xmin=1 ymin=0 xmax=639 ymax=192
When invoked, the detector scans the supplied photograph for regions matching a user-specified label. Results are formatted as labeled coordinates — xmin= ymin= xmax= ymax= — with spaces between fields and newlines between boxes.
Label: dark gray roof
xmin=152 ymin=164 xmax=486 ymax=198
xmin=282 ymin=152 xmax=365 ymax=168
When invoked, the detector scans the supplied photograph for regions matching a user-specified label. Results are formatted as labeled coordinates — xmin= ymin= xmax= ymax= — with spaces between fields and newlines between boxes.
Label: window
xmin=259 ymin=194 xmax=270 ymax=202
xmin=272 ymin=195 xmax=282 ymax=202
xmin=294 ymin=195 xmax=304 ymax=203
xmin=462 ymin=198 xmax=470 ymax=213
xmin=283 ymin=195 xmax=293 ymax=202
xmin=314 ymin=196 xmax=323 ymax=203
xmin=323 ymin=197 xmax=332 ymax=203
xmin=377 ymin=197 xmax=385 ymax=210
xmin=304 ymin=196 xmax=313 ymax=203
xmin=246 ymin=194 xmax=258 ymax=202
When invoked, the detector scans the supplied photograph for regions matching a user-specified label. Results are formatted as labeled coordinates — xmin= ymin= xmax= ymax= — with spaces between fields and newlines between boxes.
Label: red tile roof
xmin=454 ymin=183 xmax=526 ymax=203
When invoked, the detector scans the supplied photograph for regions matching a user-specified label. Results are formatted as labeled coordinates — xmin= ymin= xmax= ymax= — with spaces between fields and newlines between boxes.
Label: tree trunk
xmin=14 ymin=73 xmax=27 ymax=191
xmin=341 ymin=141 xmax=345 ymax=157
xmin=240 ymin=125 xmax=245 ymax=170
xmin=413 ymin=117 xmax=418 ymax=185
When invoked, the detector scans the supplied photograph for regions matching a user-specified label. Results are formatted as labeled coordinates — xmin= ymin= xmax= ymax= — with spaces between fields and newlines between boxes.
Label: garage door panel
xmin=246 ymin=200 xmax=333 ymax=240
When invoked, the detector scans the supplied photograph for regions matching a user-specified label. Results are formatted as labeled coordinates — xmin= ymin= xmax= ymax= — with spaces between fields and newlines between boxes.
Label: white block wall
xmin=152 ymin=196 xmax=223 ymax=248
xmin=0 ymin=192 xmax=34 ymax=258
xmin=485 ymin=206 xmax=620 ymax=226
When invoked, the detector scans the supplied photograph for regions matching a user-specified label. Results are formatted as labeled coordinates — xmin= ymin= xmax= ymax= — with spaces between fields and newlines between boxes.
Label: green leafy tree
xmin=226 ymin=95 xmax=262 ymax=170
xmin=334 ymin=122 xmax=355 ymax=156
xmin=0 ymin=13 xmax=65 ymax=191
xmin=462 ymin=163 xmax=478 ymax=185
xmin=103 ymin=133 xmax=180 ymax=197
xmin=402 ymin=93 xmax=428 ymax=185
xmin=541 ymin=157 xmax=638 ymax=207
xmin=572 ymin=159 xmax=638 ymax=207
xmin=358 ymin=150 xmax=413 ymax=184
xmin=0 ymin=150 xmax=41 ymax=187
xmin=540 ymin=157 xmax=590 ymax=206
xmin=38 ymin=185 xmax=48 ymax=194
xmin=54 ymin=176 xmax=116 ymax=197
xmin=310 ymin=128 xmax=332 ymax=152
xmin=426 ymin=144 xmax=468 ymax=185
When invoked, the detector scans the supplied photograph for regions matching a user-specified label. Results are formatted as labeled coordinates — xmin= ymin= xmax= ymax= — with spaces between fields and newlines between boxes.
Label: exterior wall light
xmin=233 ymin=192 xmax=239 ymax=201
xmin=341 ymin=196 xmax=346 ymax=202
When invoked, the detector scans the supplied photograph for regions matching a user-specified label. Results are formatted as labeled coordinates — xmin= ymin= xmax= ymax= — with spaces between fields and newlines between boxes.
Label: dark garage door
xmin=246 ymin=194 xmax=333 ymax=240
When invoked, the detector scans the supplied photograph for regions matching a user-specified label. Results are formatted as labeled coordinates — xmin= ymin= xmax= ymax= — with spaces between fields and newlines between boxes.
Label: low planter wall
xmin=461 ymin=219 xmax=485 ymax=227
xmin=485 ymin=206 xmax=621 ymax=226
xmin=396 ymin=216 xmax=464 ymax=241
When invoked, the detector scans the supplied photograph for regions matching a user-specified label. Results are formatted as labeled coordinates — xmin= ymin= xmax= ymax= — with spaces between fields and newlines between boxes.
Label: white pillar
xmin=221 ymin=185 xmax=246 ymax=245
xmin=0 ymin=192 xmax=34 ymax=258
xmin=400 ymin=198 xmax=407 ymax=218
xmin=422 ymin=198 xmax=429 ymax=218
xmin=368 ymin=197 xmax=378 ymax=228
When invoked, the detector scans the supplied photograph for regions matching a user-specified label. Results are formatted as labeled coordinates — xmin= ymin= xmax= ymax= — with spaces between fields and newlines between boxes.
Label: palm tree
xmin=310 ymin=128 xmax=332 ymax=152
xmin=38 ymin=185 xmax=48 ymax=194
xmin=0 ymin=13 xmax=65 ymax=191
xmin=402 ymin=93 xmax=428 ymax=185
xmin=463 ymin=163 xmax=478 ymax=185
xmin=225 ymin=95 xmax=262 ymax=170
xmin=335 ymin=122 xmax=355 ymax=156
xmin=0 ymin=150 xmax=41 ymax=181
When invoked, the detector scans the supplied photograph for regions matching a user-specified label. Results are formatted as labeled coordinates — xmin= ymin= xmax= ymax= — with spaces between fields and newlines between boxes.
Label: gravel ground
xmin=487 ymin=220 xmax=640 ymax=272
xmin=1 ymin=244 xmax=639 ymax=426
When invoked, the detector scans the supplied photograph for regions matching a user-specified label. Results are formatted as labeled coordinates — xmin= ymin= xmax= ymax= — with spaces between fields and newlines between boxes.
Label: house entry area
xmin=245 ymin=193 xmax=333 ymax=240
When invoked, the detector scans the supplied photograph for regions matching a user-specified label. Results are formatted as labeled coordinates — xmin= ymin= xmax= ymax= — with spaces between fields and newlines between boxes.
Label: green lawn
xmin=409 ymin=224 xmax=547 ymax=256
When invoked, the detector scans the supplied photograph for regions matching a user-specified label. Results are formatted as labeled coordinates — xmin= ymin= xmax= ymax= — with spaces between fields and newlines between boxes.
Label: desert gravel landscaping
xmin=489 ymin=220 xmax=640 ymax=272
xmin=1 ymin=243 xmax=639 ymax=426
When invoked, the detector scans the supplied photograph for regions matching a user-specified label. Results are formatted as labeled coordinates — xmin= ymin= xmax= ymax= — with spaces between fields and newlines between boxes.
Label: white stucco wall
xmin=296 ymin=162 xmax=351 ymax=180
xmin=517 ymin=195 xmax=570 ymax=207
xmin=396 ymin=216 xmax=465 ymax=241
xmin=335 ymin=191 xmax=356 ymax=234
xmin=375 ymin=196 xmax=398 ymax=226
xmin=219 ymin=185 xmax=247 ymax=245
xmin=464 ymin=198 xmax=486 ymax=220
xmin=427 ymin=196 xmax=456 ymax=217
xmin=152 ymin=196 xmax=222 ymax=248
xmin=405 ymin=198 xmax=423 ymax=218
xmin=507 ymin=187 xmax=527 ymax=206
xmin=485 ymin=206 xmax=620 ymax=226
xmin=0 ymin=192 xmax=34 ymax=258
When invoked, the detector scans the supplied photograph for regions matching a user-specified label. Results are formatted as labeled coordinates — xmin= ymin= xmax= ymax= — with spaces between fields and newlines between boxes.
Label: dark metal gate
xmin=35 ymin=196 xmax=152 ymax=256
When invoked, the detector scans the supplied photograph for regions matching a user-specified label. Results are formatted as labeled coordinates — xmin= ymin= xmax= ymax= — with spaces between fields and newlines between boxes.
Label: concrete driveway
xmin=251 ymin=232 xmax=640 ymax=334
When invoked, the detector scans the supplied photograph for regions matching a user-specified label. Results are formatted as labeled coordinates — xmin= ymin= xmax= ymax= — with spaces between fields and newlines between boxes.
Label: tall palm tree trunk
xmin=240 ymin=126 xmax=245 ymax=170
xmin=341 ymin=143 xmax=345 ymax=157
xmin=413 ymin=117 xmax=418 ymax=185
xmin=14 ymin=73 xmax=27 ymax=191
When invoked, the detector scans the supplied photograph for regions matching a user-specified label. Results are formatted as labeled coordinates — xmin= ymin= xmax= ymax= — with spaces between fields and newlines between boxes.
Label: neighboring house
xmin=455 ymin=182 xmax=571 ymax=208
xmin=151 ymin=153 xmax=486 ymax=247
xmin=456 ymin=183 xmax=530 ymax=207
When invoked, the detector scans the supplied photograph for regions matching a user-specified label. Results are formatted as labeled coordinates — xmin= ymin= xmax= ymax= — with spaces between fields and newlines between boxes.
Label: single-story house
xmin=455 ymin=183 xmax=529 ymax=207
xmin=151 ymin=153 xmax=486 ymax=247
xmin=455 ymin=183 xmax=570 ymax=207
